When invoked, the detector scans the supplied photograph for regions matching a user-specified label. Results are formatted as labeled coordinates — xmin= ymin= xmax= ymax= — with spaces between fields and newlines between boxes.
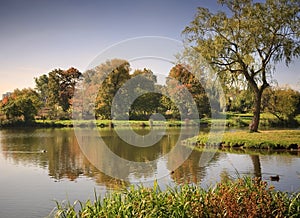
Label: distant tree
xmin=47 ymin=70 xmax=61 ymax=112
xmin=35 ymin=68 xmax=82 ymax=119
xmin=35 ymin=74 xmax=49 ymax=104
xmin=262 ymin=87 xmax=300 ymax=122
xmin=1 ymin=88 xmax=40 ymax=122
xmin=95 ymin=60 xmax=131 ymax=119
xmin=76 ymin=63 xmax=121 ymax=119
xmin=165 ymin=64 xmax=210 ymax=119
xmin=183 ymin=0 xmax=300 ymax=131
xmin=57 ymin=67 xmax=82 ymax=112
xmin=129 ymin=68 xmax=161 ymax=120
xmin=131 ymin=68 xmax=157 ymax=82
xmin=229 ymin=89 xmax=254 ymax=113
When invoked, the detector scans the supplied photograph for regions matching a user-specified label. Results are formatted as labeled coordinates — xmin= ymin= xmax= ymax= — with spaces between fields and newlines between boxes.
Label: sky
xmin=0 ymin=0 xmax=299 ymax=97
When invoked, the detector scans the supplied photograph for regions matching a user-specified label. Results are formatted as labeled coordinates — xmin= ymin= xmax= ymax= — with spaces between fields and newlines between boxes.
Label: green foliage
xmin=183 ymin=0 xmax=300 ymax=132
xmin=222 ymin=112 xmax=299 ymax=128
xmin=263 ymin=87 xmax=300 ymax=123
xmin=0 ymin=88 xmax=40 ymax=123
xmin=227 ymin=89 xmax=254 ymax=113
xmin=129 ymin=93 xmax=163 ymax=120
xmin=35 ymin=67 xmax=82 ymax=120
xmin=35 ymin=74 xmax=49 ymax=103
xmin=129 ymin=68 xmax=162 ymax=120
xmin=52 ymin=177 xmax=300 ymax=217
xmin=91 ymin=60 xmax=210 ymax=121
xmin=94 ymin=59 xmax=131 ymax=119
xmin=164 ymin=64 xmax=210 ymax=119
xmin=58 ymin=67 xmax=82 ymax=112
xmin=47 ymin=69 xmax=61 ymax=112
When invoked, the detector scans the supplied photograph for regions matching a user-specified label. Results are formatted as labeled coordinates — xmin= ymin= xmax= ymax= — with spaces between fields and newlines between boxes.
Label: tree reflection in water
xmin=1 ymin=128 xmax=299 ymax=190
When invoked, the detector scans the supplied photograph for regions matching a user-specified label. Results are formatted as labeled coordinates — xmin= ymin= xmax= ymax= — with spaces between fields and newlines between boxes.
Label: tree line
xmin=0 ymin=59 xmax=209 ymax=122
xmin=78 ymin=59 xmax=210 ymax=121
xmin=0 ymin=58 xmax=299 ymax=125
xmin=0 ymin=67 xmax=82 ymax=123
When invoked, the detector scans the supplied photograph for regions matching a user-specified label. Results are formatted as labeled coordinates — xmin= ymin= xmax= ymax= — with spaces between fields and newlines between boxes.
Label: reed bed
xmin=52 ymin=177 xmax=300 ymax=218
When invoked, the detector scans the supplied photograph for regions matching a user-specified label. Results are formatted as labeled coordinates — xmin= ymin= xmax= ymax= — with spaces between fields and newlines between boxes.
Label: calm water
xmin=0 ymin=128 xmax=299 ymax=218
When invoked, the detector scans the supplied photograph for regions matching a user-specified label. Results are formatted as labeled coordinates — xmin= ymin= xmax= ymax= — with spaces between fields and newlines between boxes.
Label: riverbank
xmin=52 ymin=177 xmax=300 ymax=217
xmin=185 ymin=130 xmax=300 ymax=150
xmin=0 ymin=119 xmax=177 ymax=128
xmin=0 ymin=112 xmax=299 ymax=128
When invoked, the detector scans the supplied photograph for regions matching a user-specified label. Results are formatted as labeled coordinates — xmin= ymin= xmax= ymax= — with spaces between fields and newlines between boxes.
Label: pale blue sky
xmin=0 ymin=0 xmax=299 ymax=97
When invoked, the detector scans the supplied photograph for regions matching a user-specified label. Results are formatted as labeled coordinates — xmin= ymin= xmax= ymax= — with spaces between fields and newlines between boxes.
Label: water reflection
xmin=75 ymin=127 xmax=198 ymax=182
xmin=170 ymin=150 xmax=220 ymax=184
xmin=0 ymin=128 xmax=299 ymax=191
xmin=0 ymin=128 xmax=125 ymax=188
xmin=250 ymin=155 xmax=262 ymax=178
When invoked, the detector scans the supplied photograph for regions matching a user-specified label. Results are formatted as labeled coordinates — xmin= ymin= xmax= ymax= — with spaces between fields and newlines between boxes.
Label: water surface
xmin=0 ymin=128 xmax=299 ymax=218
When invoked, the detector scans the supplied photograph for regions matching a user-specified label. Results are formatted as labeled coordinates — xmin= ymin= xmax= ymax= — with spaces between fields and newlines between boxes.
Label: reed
xmin=52 ymin=177 xmax=300 ymax=217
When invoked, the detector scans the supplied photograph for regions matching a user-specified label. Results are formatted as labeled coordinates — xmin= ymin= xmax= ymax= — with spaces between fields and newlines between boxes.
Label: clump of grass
xmin=52 ymin=177 xmax=300 ymax=217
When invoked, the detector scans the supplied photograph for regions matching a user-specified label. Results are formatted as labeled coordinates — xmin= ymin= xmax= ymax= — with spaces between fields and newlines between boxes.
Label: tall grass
xmin=51 ymin=177 xmax=300 ymax=217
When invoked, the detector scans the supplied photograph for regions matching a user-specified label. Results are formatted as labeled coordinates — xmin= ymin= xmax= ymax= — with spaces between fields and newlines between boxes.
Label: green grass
xmin=219 ymin=112 xmax=300 ymax=127
xmin=52 ymin=177 xmax=300 ymax=218
xmin=187 ymin=130 xmax=300 ymax=149
xmin=199 ymin=112 xmax=299 ymax=128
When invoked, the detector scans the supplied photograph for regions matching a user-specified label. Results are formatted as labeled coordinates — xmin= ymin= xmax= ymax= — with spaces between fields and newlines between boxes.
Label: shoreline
xmin=185 ymin=129 xmax=300 ymax=150
xmin=1 ymin=121 xmax=299 ymax=151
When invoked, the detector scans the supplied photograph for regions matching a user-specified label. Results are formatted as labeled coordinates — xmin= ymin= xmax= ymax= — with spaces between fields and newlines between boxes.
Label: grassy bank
xmin=186 ymin=130 xmax=300 ymax=149
xmin=0 ymin=119 xmax=200 ymax=128
xmin=204 ymin=112 xmax=300 ymax=128
xmin=1 ymin=112 xmax=299 ymax=128
xmin=0 ymin=119 xmax=155 ymax=128
xmin=52 ymin=177 xmax=300 ymax=218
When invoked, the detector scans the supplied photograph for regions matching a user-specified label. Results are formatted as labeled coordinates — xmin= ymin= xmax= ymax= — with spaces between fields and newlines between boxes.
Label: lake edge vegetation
xmin=52 ymin=177 xmax=300 ymax=218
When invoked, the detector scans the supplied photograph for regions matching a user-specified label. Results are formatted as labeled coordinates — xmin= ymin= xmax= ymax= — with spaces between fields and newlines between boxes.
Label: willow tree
xmin=183 ymin=0 xmax=300 ymax=132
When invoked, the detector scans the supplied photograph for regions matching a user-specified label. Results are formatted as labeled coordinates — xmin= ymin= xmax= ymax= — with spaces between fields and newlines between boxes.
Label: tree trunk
xmin=249 ymin=90 xmax=262 ymax=132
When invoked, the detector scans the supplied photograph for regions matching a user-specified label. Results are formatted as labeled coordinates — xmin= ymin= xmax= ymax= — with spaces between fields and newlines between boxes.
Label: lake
xmin=0 ymin=128 xmax=299 ymax=218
